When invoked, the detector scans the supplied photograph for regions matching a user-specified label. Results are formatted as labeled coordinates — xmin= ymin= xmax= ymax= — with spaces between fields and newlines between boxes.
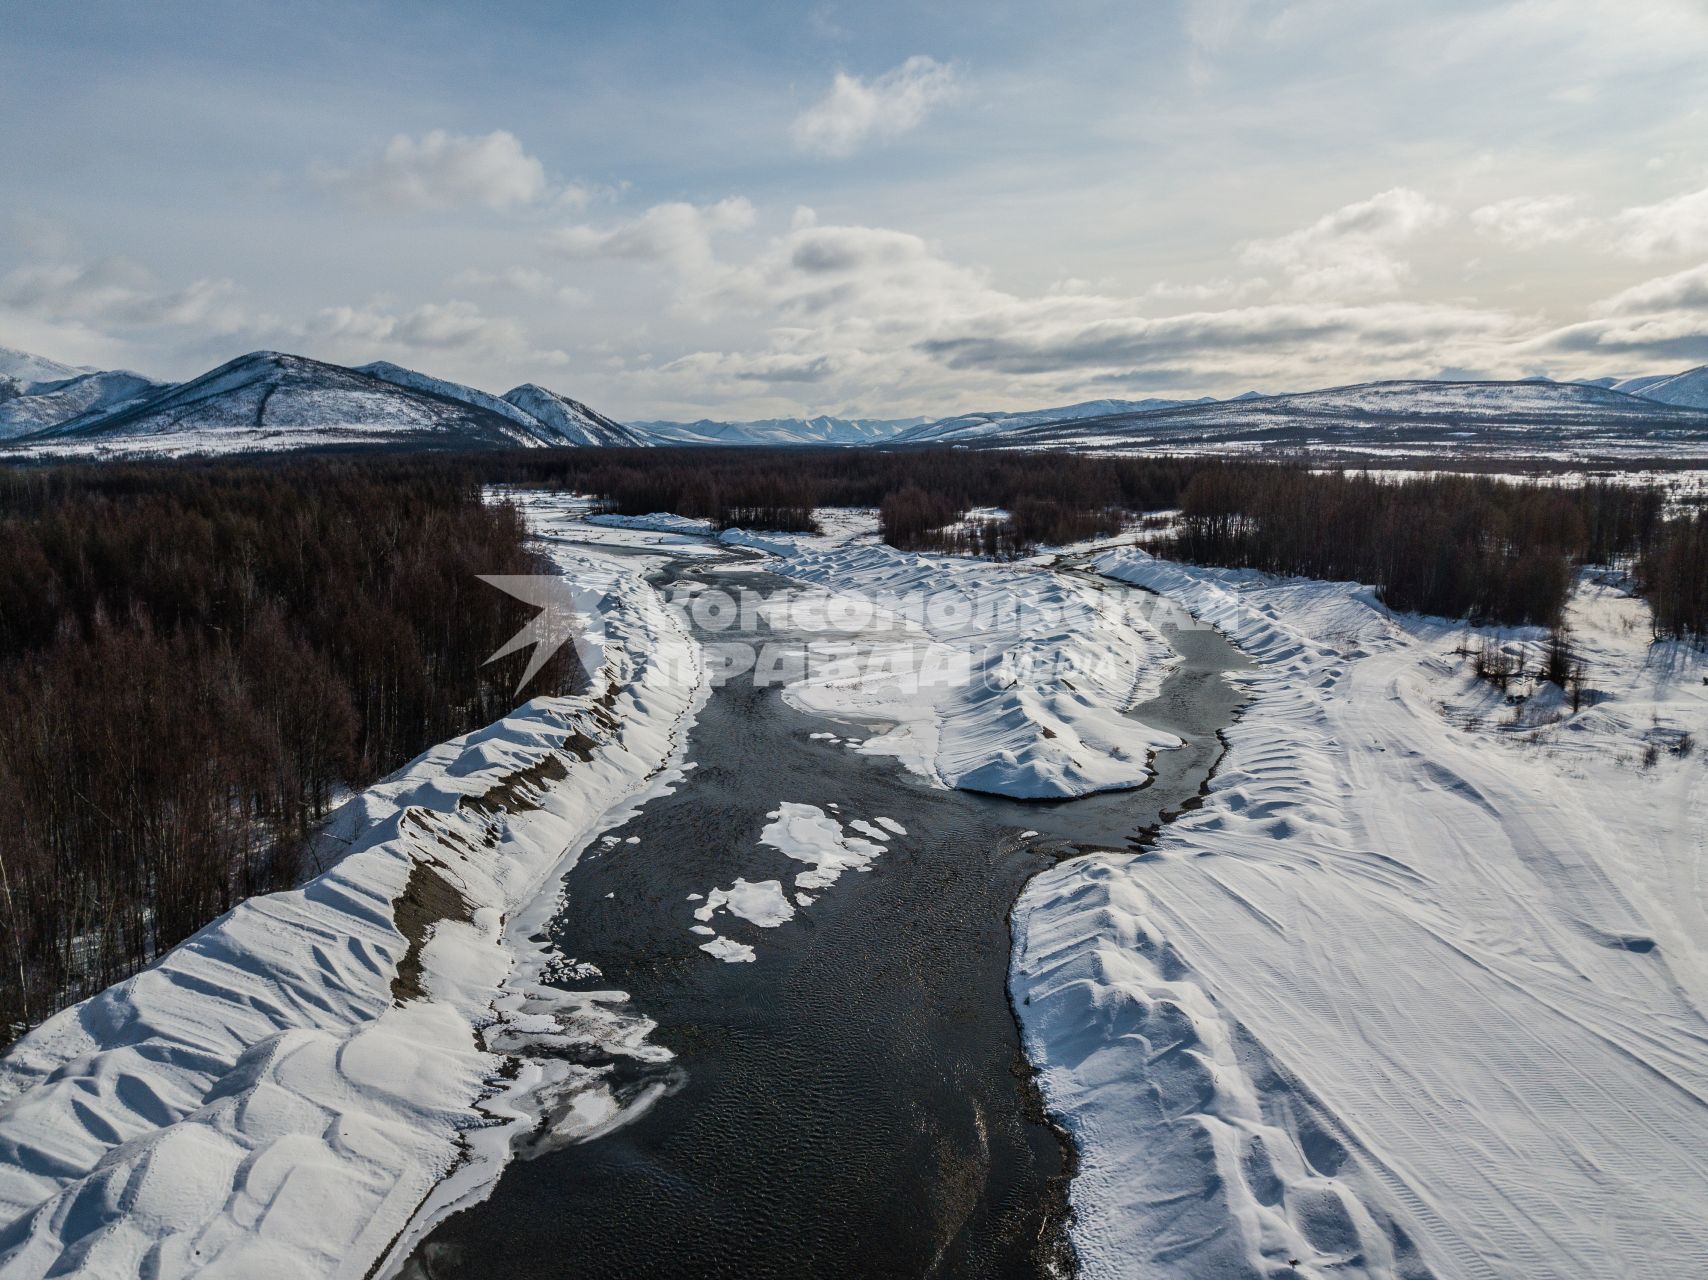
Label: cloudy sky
xmin=4 ymin=0 xmax=1708 ymax=420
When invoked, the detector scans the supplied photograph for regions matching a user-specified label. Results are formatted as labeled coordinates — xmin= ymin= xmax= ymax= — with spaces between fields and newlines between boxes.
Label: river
xmin=402 ymin=541 xmax=1248 ymax=1279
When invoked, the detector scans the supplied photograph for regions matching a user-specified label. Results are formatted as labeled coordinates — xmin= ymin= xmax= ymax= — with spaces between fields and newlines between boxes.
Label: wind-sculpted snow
xmin=746 ymin=538 xmax=1181 ymax=798
xmin=587 ymin=511 xmax=717 ymax=537
xmin=0 ymin=528 xmax=707 ymax=1278
xmin=1014 ymin=550 xmax=1708 ymax=1278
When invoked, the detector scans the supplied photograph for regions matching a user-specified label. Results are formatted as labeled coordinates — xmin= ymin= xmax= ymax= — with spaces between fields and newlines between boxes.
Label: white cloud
xmin=1525 ymin=260 xmax=1708 ymax=365
xmin=572 ymin=202 xmax=1533 ymax=409
xmin=1144 ymin=277 xmax=1271 ymax=303
xmin=1612 ymin=185 xmax=1708 ymax=260
xmin=293 ymin=298 xmax=574 ymax=383
xmin=315 ymin=130 xmax=548 ymax=211
xmin=1592 ymin=262 xmax=1708 ymax=316
xmin=1240 ymin=188 xmax=1450 ymax=298
xmin=448 ymin=266 xmax=589 ymax=304
xmin=1 ymin=256 xmax=243 ymax=331
xmin=312 ymin=298 xmax=529 ymax=353
xmin=546 ymin=198 xmax=756 ymax=285
xmin=791 ymin=56 xmax=959 ymax=157
xmin=1470 ymin=195 xmax=1594 ymax=247
xmin=1465 ymin=184 xmax=1708 ymax=261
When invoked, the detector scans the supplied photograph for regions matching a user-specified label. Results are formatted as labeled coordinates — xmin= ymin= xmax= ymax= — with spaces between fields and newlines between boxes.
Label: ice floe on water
xmin=759 ymin=801 xmax=887 ymax=891
xmin=698 ymin=937 xmax=757 ymax=964
xmin=693 ymin=878 xmax=797 ymax=929
xmin=685 ymin=804 xmax=900 ymax=962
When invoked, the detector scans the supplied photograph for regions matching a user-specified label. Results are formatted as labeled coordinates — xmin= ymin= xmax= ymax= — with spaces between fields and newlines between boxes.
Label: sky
xmin=4 ymin=0 xmax=1708 ymax=421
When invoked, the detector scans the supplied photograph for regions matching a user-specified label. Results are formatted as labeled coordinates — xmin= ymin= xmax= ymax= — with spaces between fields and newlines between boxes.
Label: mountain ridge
xmin=5 ymin=342 xmax=1708 ymax=459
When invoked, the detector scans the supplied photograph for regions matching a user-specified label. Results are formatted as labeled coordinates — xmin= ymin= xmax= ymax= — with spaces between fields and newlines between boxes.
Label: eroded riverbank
xmin=403 ymin=543 xmax=1248 ymax=1279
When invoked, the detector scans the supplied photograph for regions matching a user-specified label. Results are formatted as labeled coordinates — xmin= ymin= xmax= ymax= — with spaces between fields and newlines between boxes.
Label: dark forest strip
xmin=0 ymin=458 xmax=578 ymax=1044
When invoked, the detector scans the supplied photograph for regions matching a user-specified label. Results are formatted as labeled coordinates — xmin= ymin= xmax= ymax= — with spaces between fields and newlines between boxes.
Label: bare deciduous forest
xmin=496 ymin=446 xmax=1693 ymax=627
xmin=2 ymin=447 xmax=1701 ymax=1045
xmin=0 ymin=460 xmax=578 ymax=1043
xmin=1640 ymin=508 xmax=1708 ymax=641
xmin=1168 ymin=469 xmax=1668 ymax=625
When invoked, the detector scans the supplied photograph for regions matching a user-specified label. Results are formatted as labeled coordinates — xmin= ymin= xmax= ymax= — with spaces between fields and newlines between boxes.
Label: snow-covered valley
xmin=1 ymin=493 xmax=1704 ymax=1280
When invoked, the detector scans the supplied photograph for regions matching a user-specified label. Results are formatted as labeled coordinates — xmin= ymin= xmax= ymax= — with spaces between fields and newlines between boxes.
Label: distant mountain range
xmin=954 ymin=377 xmax=1708 ymax=461
xmin=895 ymin=396 xmax=1228 ymax=444
xmin=3 ymin=342 xmax=1707 ymax=461
xmin=1608 ymin=367 xmax=1708 ymax=410
xmin=627 ymin=415 xmax=926 ymax=446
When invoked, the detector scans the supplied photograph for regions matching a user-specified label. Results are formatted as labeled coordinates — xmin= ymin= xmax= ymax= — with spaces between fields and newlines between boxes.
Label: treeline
xmin=1169 ymin=469 xmax=1665 ymax=624
xmin=878 ymin=489 xmax=1125 ymax=557
xmin=495 ymin=446 xmax=1693 ymax=625
xmin=1640 ymin=508 xmax=1708 ymax=639
xmin=0 ymin=459 xmax=578 ymax=1044
xmin=494 ymin=447 xmax=1203 ymax=553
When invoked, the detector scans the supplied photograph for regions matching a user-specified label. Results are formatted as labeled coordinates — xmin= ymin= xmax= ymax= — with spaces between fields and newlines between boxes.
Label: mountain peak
xmin=502 ymin=383 xmax=645 ymax=447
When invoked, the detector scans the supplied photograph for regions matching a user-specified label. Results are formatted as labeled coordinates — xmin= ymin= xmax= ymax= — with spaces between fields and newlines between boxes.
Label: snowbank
xmin=586 ymin=511 xmax=715 ymax=537
xmin=1014 ymin=549 xmax=1708 ymax=1278
xmin=0 ymin=541 xmax=705 ymax=1277
xmin=752 ymin=541 xmax=1181 ymax=798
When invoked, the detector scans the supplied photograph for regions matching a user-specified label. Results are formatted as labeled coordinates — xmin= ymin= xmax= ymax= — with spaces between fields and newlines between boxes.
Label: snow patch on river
xmin=759 ymin=802 xmax=887 ymax=890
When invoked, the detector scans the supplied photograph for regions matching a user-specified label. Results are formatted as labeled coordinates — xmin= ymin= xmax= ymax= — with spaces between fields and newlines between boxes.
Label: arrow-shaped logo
xmin=479 ymin=571 xmax=617 ymax=696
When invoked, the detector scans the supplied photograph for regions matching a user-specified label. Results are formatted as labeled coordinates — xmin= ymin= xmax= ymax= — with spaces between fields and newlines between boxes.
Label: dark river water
xmin=403 ymin=543 xmax=1247 ymax=1280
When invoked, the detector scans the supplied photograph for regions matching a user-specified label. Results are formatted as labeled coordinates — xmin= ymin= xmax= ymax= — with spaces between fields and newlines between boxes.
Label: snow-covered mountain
xmin=628 ymin=415 xmax=924 ymax=446
xmin=0 ymin=345 xmax=95 ymax=388
xmin=356 ymin=360 xmax=555 ymax=436
xmin=8 ymin=340 xmax=1708 ymax=461
xmin=0 ymin=369 xmax=169 ymax=440
xmin=13 ymin=352 xmax=559 ymax=456
xmin=357 ymin=361 xmax=646 ymax=446
xmin=1616 ymin=364 xmax=1708 ymax=410
xmin=898 ymin=397 xmax=1212 ymax=444
xmin=953 ymin=378 xmax=1708 ymax=460
xmin=504 ymin=384 xmax=647 ymax=447
xmin=2 ymin=350 xmax=641 ymax=458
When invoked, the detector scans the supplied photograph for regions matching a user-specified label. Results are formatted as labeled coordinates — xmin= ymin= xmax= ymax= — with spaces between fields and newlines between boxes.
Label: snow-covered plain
xmin=1013 ymin=550 xmax=1708 ymax=1279
xmin=0 ymin=523 xmax=706 ymax=1277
